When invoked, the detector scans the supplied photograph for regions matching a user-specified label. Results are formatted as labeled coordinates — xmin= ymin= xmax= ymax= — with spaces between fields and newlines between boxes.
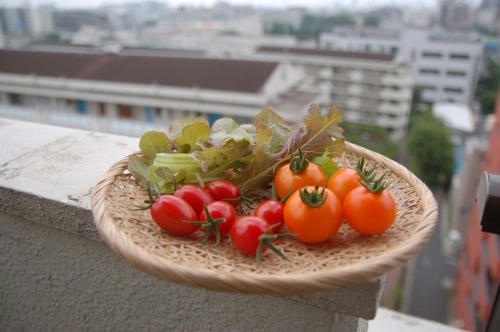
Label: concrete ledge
xmin=1 ymin=118 xmax=383 ymax=329
xmin=0 ymin=118 xmax=137 ymax=240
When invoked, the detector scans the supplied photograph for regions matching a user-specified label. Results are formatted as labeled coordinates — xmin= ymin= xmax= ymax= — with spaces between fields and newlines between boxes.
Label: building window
xmin=98 ymin=103 xmax=106 ymax=116
xmin=8 ymin=93 xmax=21 ymax=105
xmin=118 ymin=105 xmax=133 ymax=118
xmin=444 ymin=87 xmax=463 ymax=94
xmin=390 ymin=46 xmax=398 ymax=54
xmin=390 ymin=85 xmax=399 ymax=90
xmin=422 ymin=85 xmax=437 ymax=91
xmin=420 ymin=68 xmax=440 ymax=75
xmin=389 ymin=100 xmax=398 ymax=105
xmin=76 ymin=100 xmax=88 ymax=114
xmin=422 ymin=51 xmax=442 ymax=58
xmin=145 ymin=107 xmax=154 ymax=123
xmin=449 ymin=53 xmax=470 ymax=60
xmin=446 ymin=70 xmax=466 ymax=76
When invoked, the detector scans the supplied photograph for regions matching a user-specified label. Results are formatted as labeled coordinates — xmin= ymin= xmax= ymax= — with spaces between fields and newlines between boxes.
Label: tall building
xmin=0 ymin=6 xmax=32 ymax=34
xmin=440 ymin=0 xmax=473 ymax=31
xmin=320 ymin=28 xmax=483 ymax=108
xmin=0 ymin=5 xmax=54 ymax=47
xmin=0 ymin=50 xmax=314 ymax=137
xmin=254 ymin=46 xmax=414 ymax=140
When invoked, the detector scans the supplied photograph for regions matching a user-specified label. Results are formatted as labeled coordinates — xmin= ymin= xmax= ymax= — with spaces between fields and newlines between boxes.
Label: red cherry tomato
xmin=199 ymin=201 xmax=237 ymax=238
xmin=254 ymin=200 xmax=284 ymax=233
xmin=174 ymin=184 xmax=214 ymax=215
xmin=205 ymin=180 xmax=240 ymax=207
xmin=150 ymin=195 xmax=198 ymax=235
xmin=230 ymin=216 xmax=270 ymax=255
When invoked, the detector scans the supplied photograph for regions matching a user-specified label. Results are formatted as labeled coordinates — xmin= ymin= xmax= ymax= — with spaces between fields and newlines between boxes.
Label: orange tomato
xmin=343 ymin=186 xmax=396 ymax=235
xmin=327 ymin=168 xmax=361 ymax=203
xmin=284 ymin=186 xmax=342 ymax=244
xmin=274 ymin=163 xmax=326 ymax=200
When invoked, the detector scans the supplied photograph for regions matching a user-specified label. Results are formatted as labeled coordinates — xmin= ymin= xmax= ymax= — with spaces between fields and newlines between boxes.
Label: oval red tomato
xmin=254 ymin=200 xmax=284 ymax=232
xmin=230 ymin=216 xmax=270 ymax=255
xmin=174 ymin=184 xmax=214 ymax=215
xmin=199 ymin=200 xmax=237 ymax=238
xmin=205 ymin=180 xmax=240 ymax=207
xmin=150 ymin=195 xmax=198 ymax=235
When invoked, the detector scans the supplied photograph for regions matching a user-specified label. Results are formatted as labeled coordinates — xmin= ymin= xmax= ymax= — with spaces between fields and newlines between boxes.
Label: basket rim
xmin=91 ymin=141 xmax=438 ymax=294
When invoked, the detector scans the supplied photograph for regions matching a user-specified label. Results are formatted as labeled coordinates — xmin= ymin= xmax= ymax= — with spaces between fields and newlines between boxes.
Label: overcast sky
xmin=1 ymin=0 xmax=449 ymax=10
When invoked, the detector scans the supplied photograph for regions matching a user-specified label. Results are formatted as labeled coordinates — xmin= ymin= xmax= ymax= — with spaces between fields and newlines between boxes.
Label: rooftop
xmin=433 ymin=103 xmax=475 ymax=133
xmin=256 ymin=46 xmax=395 ymax=62
xmin=0 ymin=49 xmax=278 ymax=93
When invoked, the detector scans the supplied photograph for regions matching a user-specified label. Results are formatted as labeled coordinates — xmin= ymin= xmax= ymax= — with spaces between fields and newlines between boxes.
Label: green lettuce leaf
xmin=311 ymin=150 xmax=338 ymax=180
xmin=209 ymin=118 xmax=256 ymax=147
xmin=169 ymin=117 xmax=210 ymax=152
xmin=254 ymin=108 xmax=291 ymax=154
xmin=127 ymin=155 xmax=150 ymax=186
xmin=139 ymin=131 xmax=172 ymax=161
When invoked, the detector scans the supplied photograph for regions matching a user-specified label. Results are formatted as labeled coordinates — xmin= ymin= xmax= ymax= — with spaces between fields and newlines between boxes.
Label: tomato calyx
xmin=356 ymin=157 xmax=389 ymax=193
xmin=185 ymin=206 xmax=225 ymax=248
xmin=299 ymin=185 xmax=327 ymax=207
xmin=256 ymin=224 xmax=296 ymax=267
xmin=289 ymin=147 xmax=310 ymax=174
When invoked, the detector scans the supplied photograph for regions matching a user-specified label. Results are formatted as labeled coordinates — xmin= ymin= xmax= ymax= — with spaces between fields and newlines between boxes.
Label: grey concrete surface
xmin=0 ymin=213 xmax=366 ymax=331
xmin=0 ymin=118 xmax=137 ymax=240
xmin=0 ymin=118 xmax=385 ymax=330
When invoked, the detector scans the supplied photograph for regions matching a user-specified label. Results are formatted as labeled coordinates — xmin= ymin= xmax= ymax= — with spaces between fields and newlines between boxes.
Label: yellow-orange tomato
xmin=284 ymin=186 xmax=342 ymax=244
xmin=274 ymin=163 xmax=326 ymax=199
xmin=327 ymin=168 xmax=361 ymax=203
xmin=343 ymin=186 xmax=396 ymax=235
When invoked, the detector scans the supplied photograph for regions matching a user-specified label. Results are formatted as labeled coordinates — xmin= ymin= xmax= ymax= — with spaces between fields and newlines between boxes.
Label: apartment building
xmin=255 ymin=46 xmax=414 ymax=140
xmin=320 ymin=28 xmax=483 ymax=108
xmin=0 ymin=50 xmax=314 ymax=137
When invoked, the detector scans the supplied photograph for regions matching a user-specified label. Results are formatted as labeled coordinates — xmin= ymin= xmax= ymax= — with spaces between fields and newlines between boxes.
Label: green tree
xmin=363 ymin=15 xmax=380 ymax=27
xmin=476 ymin=57 xmax=500 ymax=115
xmin=407 ymin=111 xmax=454 ymax=191
xmin=342 ymin=123 xmax=398 ymax=159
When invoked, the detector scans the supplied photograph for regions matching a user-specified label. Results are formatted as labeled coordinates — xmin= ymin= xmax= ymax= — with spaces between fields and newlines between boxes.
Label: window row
xmin=421 ymin=85 xmax=464 ymax=94
xmin=419 ymin=68 xmax=467 ymax=76
xmin=421 ymin=51 xmax=471 ymax=60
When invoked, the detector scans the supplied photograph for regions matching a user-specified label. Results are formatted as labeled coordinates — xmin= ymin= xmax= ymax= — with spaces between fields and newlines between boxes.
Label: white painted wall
xmin=320 ymin=28 xmax=483 ymax=106
xmin=261 ymin=63 xmax=304 ymax=101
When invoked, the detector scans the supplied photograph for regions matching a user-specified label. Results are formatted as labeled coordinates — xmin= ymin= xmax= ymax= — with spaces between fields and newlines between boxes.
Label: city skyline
xmin=0 ymin=0 xmax=455 ymax=10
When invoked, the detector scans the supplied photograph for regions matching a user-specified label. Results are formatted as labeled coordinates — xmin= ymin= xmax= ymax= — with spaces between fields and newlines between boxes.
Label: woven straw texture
xmin=91 ymin=142 xmax=438 ymax=294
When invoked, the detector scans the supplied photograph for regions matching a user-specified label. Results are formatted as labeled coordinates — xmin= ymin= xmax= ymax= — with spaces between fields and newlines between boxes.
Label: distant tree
xmin=44 ymin=32 xmax=62 ymax=42
xmin=408 ymin=85 xmax=423 ymax=127
xmin=264 ymin=14 xmax=356 ymax=40
xmin=407 ymin=111 xmax=454 ymax=191
xmin=342 ymin=123 xmax=398 ymax=159
xmin=476 ymin=57 xmax=500 ymax=115
xmin=363 ymin=15 xmax=380 ymax=27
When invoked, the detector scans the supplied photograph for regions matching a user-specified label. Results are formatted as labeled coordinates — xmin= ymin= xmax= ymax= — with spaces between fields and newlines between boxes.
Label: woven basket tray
xmin=91 ymin=142 xmax=438 ymax=295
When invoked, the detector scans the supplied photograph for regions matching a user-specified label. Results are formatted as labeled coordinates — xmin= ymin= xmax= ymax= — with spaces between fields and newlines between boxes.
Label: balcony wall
xmin=0 ymin=118 xmax=461 ymax=332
